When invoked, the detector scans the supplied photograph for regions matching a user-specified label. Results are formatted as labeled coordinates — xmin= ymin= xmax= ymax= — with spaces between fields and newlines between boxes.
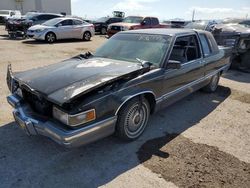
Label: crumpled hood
xmin=15 ymin=57 xmax=142 ymax=105
xmin=213 ymin=23 xmax=250 ymax=35
xmin=109 ymin=22 xmax=139 ymax=28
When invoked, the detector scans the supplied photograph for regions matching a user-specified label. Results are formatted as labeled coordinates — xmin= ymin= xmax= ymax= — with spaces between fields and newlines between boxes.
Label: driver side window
xmin=143 ymin=17 xmax=151 ymax=26
xmin=169 ymin=35 xmax=201 ymax=64
xmin=61 ymin=19 xmax=73 ymax=26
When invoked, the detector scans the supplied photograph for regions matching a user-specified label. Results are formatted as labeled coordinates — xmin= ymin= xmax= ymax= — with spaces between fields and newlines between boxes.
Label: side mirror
xmin=56 ymin=23 xmax=62 ymax=27
xmin=166 ymin=60 xmax=181 ymax=69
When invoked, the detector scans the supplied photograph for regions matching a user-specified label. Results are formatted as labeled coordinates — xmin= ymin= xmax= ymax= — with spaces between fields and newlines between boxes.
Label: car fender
xmin=115 ymin=90 xmax=156 ymax=115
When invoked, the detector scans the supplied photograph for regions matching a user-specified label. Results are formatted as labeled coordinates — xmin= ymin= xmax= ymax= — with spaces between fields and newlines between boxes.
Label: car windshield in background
xmin=222 ymin=19 xmax=243 ymax=24
xmin=123 ymin=16 xmax=143 ymax=23
xmin=25 ymin=12 xmax=37 ymax=19
xmin=94 ymin=33 xmax=172 ymax=66
xmin=0 ymin=11 xmax=9 ymax=15
xmin=42 ymin=18 xmax=62 ymax=26
xmin=96 ymin=17 xmax=109 ymax=22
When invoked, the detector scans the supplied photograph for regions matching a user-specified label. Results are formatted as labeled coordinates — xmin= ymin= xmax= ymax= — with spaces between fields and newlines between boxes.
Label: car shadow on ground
xmin=223 ymin=70 xmax=250 ymax=83
xmin=0 ymin=35 xmax=26 ymax=41
xmin=0 ymin=86 xmax=231 ymax=187
xmin=22 ymin=39 xmax=93 ymax=45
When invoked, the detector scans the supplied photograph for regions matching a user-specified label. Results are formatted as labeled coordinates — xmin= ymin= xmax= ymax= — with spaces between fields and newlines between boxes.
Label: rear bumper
xmin=7 ymin=94 xmax=117 ymax=148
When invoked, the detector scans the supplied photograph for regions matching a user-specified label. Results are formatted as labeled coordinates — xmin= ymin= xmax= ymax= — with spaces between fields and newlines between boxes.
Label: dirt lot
xmin=0 ymin=26 xmax=249 ymax=188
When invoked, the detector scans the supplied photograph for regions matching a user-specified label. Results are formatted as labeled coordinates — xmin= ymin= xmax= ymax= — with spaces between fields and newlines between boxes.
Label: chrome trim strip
xmin=115 ymin=91 xmax=156 ymax=115
xmin=156 ymin=65 xmax=228 ymax=103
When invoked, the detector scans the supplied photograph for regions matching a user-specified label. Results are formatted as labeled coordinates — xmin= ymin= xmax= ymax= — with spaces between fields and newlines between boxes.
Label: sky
xmin=71 ymin=0 xmax=250 ymax=21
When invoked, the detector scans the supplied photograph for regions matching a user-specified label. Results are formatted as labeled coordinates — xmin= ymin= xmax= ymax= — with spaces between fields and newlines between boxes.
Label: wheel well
xmin=84 ymin=31 xmax=91 ymax=37
xmin=46 ymin=32 xmax=57 ymax=40
xmin=143 ymin=93 xmax=156 ymax=114
xmin=115 ymin=92 xmax=156 ymax=115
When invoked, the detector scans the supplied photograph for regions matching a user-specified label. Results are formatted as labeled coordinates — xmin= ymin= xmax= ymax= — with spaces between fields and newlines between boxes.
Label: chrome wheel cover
xmin=124 ymin=102 xmax=149 ymax=138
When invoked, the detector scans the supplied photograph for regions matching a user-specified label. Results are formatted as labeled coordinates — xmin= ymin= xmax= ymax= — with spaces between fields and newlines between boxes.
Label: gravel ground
xmin=0 ymin=26 xmax=249 ymax=188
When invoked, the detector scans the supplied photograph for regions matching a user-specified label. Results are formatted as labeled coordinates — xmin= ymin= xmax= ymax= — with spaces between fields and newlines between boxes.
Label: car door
xmin=57 ymin=19 xmax=74 ymax=39
xmin=141 ymin=17 xmax=151 ymax=29
xmin=73 ymin=19 xmax=84 ymax=39
xmin=160 ymin=34 xmax=205 ymax=106
xmin=151 ymin=17 xmax=160 ymax=28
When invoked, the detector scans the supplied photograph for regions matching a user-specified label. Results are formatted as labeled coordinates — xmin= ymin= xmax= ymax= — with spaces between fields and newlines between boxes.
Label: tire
xmin=203 ymin=72 xmax=220 ymax=93
xmin=45 ymin=32 xmax=56 ymax=43
xmin=100 ymin=27 xmax=107 ymax=35
xmin=116 ymin=97 xmax=150 ymax=141
xmin=83 ymin=31 xmax=91 ymax=41
xmin=240 ymin=50 xmax=250 ymax=71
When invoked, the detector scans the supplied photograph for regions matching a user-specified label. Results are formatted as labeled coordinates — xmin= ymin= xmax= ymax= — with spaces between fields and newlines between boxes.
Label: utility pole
xmin=246 ymin=14 xmax=248 ymax=19
xmin=192 ymin=9 xmax=195 ymax=22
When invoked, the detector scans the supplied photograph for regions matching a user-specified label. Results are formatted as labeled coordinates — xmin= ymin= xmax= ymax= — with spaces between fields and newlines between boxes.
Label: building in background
xmin=0 ymin=0 xmax=71 ymax=15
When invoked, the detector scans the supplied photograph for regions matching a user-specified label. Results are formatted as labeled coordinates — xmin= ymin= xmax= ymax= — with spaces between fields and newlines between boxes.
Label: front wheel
xmin=83 ymin=31 xmax=91 ymax=41
xmin=203 ymin=72 xmax=220 ymax=93
xmin=45 ymin=32 xmax=56 ymax=43
xmin=116 ymin=97 xmax=150 ymax=141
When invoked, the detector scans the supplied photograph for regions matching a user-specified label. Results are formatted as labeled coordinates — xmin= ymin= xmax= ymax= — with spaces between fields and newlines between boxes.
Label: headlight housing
xmin=121 ymin=26 xmax=129 ymax=31
xmin=35 ymin=29 xmax=45 ymax=33
xmin=53 ymin=107 xmax=96 ymax=127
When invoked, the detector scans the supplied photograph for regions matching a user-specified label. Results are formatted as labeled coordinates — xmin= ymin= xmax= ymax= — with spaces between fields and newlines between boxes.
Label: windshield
xmin=25 ymin=12 xmax=37 ymax=19
xmin=94 ymin=33 xmax=172 ymax=66
xmin=42 ymin=18 xmax=62 ymax=26
xmin=96 ymin=17 xmax=109 ymax=22
xmin=222 ymin=19 xmax=243 ymax=24
xmin=123 ymin=16 xmax=143 ymax=23
xmin=0 ymin=11 xmax=9 ymax=15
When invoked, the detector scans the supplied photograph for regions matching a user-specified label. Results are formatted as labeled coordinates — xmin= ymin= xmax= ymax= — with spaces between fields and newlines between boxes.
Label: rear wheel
xmin=100 ymin=27 xmax=107 ymax=35
xmin=116 ymin=97 xmax=150 ymax=141
xmin=83 ymin=31 xmax=91 ymax=41
xmin=203 ymin=72 xmax=220 ymax=93
xmin=45 ymin=32 xmax=56 ymax=43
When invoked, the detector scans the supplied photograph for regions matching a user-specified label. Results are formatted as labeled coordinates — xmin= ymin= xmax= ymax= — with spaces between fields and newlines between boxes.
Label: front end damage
xmin=6 ymin=59 xmax=151 ymax=147
xmin=212 ymin=24 xmax=250 ymax=72
xmin=6 ymin=64 xmax=118 ymax=147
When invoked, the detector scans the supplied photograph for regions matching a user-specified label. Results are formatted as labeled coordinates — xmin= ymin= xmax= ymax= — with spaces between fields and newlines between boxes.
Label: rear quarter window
xmin=206 ymin=33 xmax=219 ymax=53
xmin=199 ymin=34 xmax=212 ymax=57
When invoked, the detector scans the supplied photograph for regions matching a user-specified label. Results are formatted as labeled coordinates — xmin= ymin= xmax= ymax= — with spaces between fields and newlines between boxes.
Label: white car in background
xmin=0 ymin=10 xmax=21 ymax=24
xmin=27 ymin=17 xmax=95 ymax=43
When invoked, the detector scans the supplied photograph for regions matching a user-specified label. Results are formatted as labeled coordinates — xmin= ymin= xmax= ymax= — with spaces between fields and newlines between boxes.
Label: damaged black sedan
xmin=7 ymin=29 xmax=230 ymax=147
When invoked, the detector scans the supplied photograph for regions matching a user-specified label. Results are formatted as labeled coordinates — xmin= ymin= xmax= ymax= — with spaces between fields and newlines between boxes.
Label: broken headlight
xmin=53 ymin=107 xmax=96 ymax=127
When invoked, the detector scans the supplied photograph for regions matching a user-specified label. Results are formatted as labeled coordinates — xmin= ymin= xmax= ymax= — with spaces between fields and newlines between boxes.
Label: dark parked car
xmin=185 ymin=20 xmax=250 ymax=72
xmin=5 ymin=12 xmax=63 ymax=38
xmin=93 ymin=17 xmax=123 ymax=34
xmin=7 ymin=29 xmax=231 ymax=148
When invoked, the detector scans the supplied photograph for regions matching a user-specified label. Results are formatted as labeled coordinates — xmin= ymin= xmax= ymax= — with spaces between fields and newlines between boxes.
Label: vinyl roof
xmin=123 ymin=28 xmax=205 ymax=36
